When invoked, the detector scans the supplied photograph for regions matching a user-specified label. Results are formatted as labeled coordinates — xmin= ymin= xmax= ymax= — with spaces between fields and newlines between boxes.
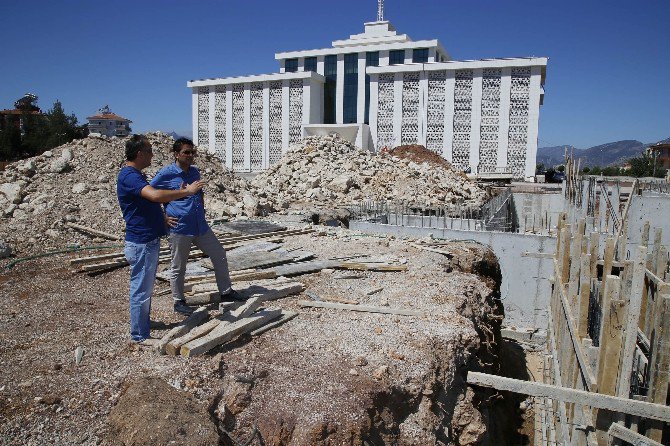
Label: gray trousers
xmin=168 ymin=229 xmax=232 ymax=302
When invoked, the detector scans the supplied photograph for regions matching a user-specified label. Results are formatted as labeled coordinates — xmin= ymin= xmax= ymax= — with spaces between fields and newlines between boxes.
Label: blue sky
xmin=1 ymin=0 xmax=668 ymax=149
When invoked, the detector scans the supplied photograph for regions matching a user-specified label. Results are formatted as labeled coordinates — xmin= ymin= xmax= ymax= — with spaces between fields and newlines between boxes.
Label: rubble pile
xmin=0 ymin=132 xmax=250 ymax=255
xmin=251 ymin=134 xmax=488 ymax=214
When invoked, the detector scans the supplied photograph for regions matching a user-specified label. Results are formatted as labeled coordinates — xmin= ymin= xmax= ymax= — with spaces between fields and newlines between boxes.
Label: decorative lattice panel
xmin=197 ymin=87 xmax=209 ymax=151
xmin=508 ymin=67 xmax=531 ymax=178
xmin=451 ymin=70 xmax=473 ymax=171
xmin=288 ymin=79 xmax=303 ymax=146
xmin=268 ymin=81 xmax=283 ymax=165
xmin=249 ymin=83 xmax=264 ymax=170
xmin=376 ymin=73 xmax=395 ymax=149
xmin=401 ymin=72 xmax=420 ymax=146
xmin=231 ymin=84 xmax=245 ymax=169
xmin=214 ymin=86 xmax=226 ymax=163
xmin=479 ymin=68 xmax=502 ymax=173
xmin=426 ymin=71 xmax=446 ymax=154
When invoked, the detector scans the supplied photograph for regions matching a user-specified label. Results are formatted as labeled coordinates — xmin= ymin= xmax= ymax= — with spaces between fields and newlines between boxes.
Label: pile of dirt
xmin=386 ymin=144 xmax=454 ymax=169
xmin=0 ymin=132 xmax=252 ymax=255
xmin=251 ymin=134 xmax=488 ymax=214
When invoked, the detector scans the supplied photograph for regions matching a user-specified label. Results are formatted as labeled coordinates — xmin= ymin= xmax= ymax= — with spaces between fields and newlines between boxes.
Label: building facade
xmin=189 ymin=20 xmax=547 ymax=180
xmin=87 ymin=106 xmax=132 ymax=137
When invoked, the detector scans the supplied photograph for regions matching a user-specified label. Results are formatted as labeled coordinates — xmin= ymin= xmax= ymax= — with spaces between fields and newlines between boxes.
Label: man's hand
xmin=184 ymin=180 xmax=205 ymax=195
xmin=165 ymin=215 xmax=178 ymax=228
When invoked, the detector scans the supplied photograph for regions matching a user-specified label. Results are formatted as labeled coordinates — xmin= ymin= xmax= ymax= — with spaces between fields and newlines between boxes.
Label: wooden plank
xmin=548 ymin=305 xmax=573 ymax=443
xmin=338 ymin=263 xmax=408 ymax=272
xmin=273 ymin=260 xmax=343 ymax=277
xmin=646 ymin=292 xmax=670 ymax=442
xmin=250 ymin=310 xmax=298 ymax=336
xmin=603 ymin=237 xmax=616 ymax=278
xmin=590 ymin=232 xmax=600 ymax=279
xmin=578 ymin=254 xmax=592 ymax=339
xmin=555 ymin=260 xmax=598 ymax=391
xmin=202 ymin=250 xmax=294 ymax=272
xmin=466 ymin=371 xmax=670 ymax=423
xmin=186 ymin=281 xmax=304 ymax=306
xmin=409 ymin=243 xmax=453 ymax=258
xmin=66 ymin=222 xmax=122 ymax=241
xmin=608 ymin=423 xmax=663 ymax=446
xmin=181 ymin=309 xmax=282 ymax=357
xmin=164 ymin=317 xmax=224 ymax=356
xmin=616 ymin=247 xmax=647 ymax=398
xmin=216 ymin=228 xmax=313 ymax=244
xmin=596 ymin=275 xmax=624 ymax=394
xmin=298 ymin=300 xmax=423 ymax=317
xmin=561 ymin=227 xmax=572 ymax=284
xmin=156 ymin=307 xmax=209 ymax=354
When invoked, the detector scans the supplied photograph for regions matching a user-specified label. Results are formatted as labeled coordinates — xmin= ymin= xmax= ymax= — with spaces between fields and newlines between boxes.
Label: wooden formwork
xmin=541 ymin=213 xmax=670 ymax=445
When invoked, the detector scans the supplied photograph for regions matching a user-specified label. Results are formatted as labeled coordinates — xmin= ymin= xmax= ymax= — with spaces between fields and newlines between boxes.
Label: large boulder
xmin=0 ymin=182 xmax=24 ymax=205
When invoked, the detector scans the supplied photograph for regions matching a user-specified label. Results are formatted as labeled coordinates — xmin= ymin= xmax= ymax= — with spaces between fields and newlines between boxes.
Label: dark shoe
xmin=220 ymin=289 xmax=247 ymax=302
xmin=174 ymin=300 xmax=194 ymax=316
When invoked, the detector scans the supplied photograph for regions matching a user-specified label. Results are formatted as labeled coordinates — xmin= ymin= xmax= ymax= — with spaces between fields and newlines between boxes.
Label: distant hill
xmin=537 ymin=137 xmax=670 ymax=168
xmin=536 ymin=145 xmax=580 ymax=167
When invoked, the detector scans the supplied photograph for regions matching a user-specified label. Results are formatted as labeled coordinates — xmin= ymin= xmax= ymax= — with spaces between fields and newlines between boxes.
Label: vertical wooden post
xmin=603 ymin=237 xmax=616 ymax=279
xmin=650 ymin=228 xmax=662 ymax=271
xmin=569 ymin=220 xmax=586 ymax=303
xmin=616 ymin=247 xmax=647 ymax=398
xmin=590 ymin=232 xmax=600 ymax=279
xmin=641 ymin=221 xmax=650 ymax=247
xmin=595 ymin=275 xmax=626 ymax=446
xmin=645 ymin=288 xmax=670 ymax=442
xmin=578 ymin=254 xmax=592 ymax=339
xmin=562 ymin=226 xmax=573 ymax=285
xmin=655 ymin=245 xmax=668 ymax=280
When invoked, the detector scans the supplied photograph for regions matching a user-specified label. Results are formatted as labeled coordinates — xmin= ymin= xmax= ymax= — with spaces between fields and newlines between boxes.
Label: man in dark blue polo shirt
xmin=151 ymin=138 xmax=239 ymax=315
xmin=117 ymin=135 xmax=204 ymax=344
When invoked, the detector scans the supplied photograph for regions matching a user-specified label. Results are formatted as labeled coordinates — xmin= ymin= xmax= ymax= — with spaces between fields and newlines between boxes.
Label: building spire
xmin=377 ymin=0 xmax=384 ymax=21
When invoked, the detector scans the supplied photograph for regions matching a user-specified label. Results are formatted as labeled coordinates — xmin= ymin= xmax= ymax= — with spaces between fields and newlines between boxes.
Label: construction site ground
xmin=0 ymin=223 xmax=514 ymax=446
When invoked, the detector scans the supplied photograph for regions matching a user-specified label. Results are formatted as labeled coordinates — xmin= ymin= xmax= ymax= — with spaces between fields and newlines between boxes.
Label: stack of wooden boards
xmin=69 ymin=228 xmax=315 ymax=274
xmin=157 ymin=281 xmax=303 ymax=357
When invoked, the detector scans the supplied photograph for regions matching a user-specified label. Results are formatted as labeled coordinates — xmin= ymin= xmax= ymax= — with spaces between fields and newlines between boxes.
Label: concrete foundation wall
xmin=624 ymin=193 xmax=670 ymax=256
xmin=350 ymin=221 xmax=556 ymax=332
xmin=514 ymin=192 xmax=564 ymax=234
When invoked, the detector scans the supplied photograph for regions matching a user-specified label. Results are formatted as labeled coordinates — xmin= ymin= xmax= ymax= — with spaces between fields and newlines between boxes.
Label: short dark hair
xmin=126 ymin=134 xmax=149 ymax=161
xmin=173 ymin=137 xmax=194 ymax=154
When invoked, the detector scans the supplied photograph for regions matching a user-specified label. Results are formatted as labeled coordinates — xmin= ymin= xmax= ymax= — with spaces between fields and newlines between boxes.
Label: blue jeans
xmin=124 ymin=238 xmax=160 ymax=342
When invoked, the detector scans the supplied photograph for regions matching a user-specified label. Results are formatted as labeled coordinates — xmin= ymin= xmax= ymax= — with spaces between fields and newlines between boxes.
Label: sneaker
xmin=174 ymin=300 xmax=195 ymax=316
xmin=138 ymin=338 xmax=160 ymax=347
xmin=220 ymin=289 xmax=247 ymax=302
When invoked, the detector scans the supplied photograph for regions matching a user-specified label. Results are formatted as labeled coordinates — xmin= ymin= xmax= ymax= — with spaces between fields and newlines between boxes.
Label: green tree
xmin=44 ymin=100 xmax=80 ymax=149
xmin=628 ymin=153 xmax=667 ymax=178
xmin=557 ymin=165 xmax=565 ymax=172
xmin=582 ymin=166 xmax=591 ymax=174
xmin=0 ymin=119 xmax=22 ymax=160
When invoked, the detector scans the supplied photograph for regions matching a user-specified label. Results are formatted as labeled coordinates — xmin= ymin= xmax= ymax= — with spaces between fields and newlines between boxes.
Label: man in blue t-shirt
xmin=117 ymin=135 xmax=204 ymax=344
xmin=151 ymin=138 xmax=241 ymax=315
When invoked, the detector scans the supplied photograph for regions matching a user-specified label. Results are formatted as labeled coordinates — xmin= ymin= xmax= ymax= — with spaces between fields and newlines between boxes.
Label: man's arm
xmin=140 ymin=181 xmax=204 ymax=203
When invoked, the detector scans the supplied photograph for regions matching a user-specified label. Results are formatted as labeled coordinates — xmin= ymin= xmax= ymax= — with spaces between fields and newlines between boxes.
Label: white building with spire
xmin=188 ymin=7 xmax=547 ymax=180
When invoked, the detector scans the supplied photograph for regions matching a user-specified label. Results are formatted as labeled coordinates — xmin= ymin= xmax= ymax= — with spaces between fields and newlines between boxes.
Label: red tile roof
xmin=86 ymin=112 xmax=131 ymax=122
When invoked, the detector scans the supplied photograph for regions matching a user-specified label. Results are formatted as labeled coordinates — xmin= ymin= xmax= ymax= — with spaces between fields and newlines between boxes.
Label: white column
xmin=279 ymin=59 xmax=285 ymax=73
xmin=356 ymin=53 xmax=366 ymax=123
xmin=225 ymin=85 xmax=233 ymax=169
xmin=404 ymin=49 xmax=413 ymax=64
xmin=316 ymin=56 xmax=324 ymax=75
xmin=262 ymin=82 xmax=270 ymax=169
xmin=369 ymin=74 xmax=379 ymax=151
xmin=443 ymin=71 xmax=456 ymax=162
xmin=428 ymin=47 xmax=436 ymax=63
xmin=298 ymin=57 xmax=304 ymax=72
xmin=191 ymin=89 xmax=198 ymax=146
xmin=418 ymin=71 xmax=428 ymax=146
xmin=392 ymin=72 xmax=403 ymax=147
xmin=380 ymin=50 xmax=389 ymax=66
xmin=208 ymin=87 xmax=215 ymax=154
xmin=302 ymin=78 xmax=310 ymax=126
xmin=243 ymin=84 xmax=251 ymax=171
xmin=469 ymin=69 xmax=483 ymax=173
xmin=526 ymin=66 xmax=543 ymax=180
xmin=336 ymin=54 xmax=344 ymax=124
xmin=498 ymin=67 xmax=512 ymax=170
xmin=281 ymin=79 xmax=290 ymax=153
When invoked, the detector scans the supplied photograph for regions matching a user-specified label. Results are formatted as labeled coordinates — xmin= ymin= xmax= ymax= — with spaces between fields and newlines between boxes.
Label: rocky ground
xmin=0 ymin=133 xmax=488 ymax=257
xmin=0 ymin=225 xmax=511 ymax=446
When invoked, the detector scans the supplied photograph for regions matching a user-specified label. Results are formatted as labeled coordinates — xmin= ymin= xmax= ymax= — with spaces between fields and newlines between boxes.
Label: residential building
xmin=87 ymin=106 xmax=132 ymax=137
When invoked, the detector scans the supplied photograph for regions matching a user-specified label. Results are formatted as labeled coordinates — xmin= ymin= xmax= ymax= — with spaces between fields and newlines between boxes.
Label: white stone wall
xmin=190 ymin=74 xmax=324 ymax=172
xmin=369 ymin=60 xmax=546 ymax=180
